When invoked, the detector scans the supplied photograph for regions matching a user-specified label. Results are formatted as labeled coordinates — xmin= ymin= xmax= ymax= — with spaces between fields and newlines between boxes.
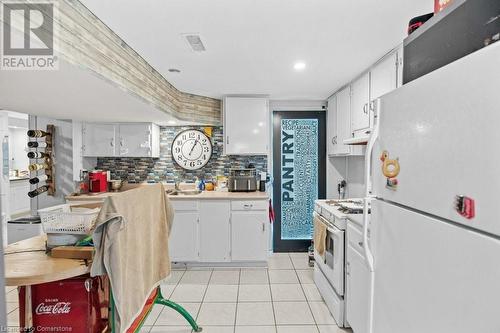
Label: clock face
xmin=172 ymin=129 xmax=213 ymax=170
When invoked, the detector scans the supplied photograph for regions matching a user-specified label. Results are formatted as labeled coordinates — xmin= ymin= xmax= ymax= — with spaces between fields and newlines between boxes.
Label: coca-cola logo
xmin=35 ymin=302 xmax=71 ymax=315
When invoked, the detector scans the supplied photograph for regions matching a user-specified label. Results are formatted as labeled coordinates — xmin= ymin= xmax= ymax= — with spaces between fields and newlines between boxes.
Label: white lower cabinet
xmin=199 ymin=201 xmax=231 ymax=262
xmin=169 ymin=211 xmax=199 ymax=262
xmin=346 ymin=243 xmax=370 ymax=333
xmin=231 ymin=210 xmax=268 ymax=261
xmin=169 ymin=198 xmax=268 ymax=264
xmin=10 ymin=180 xmax=30 ymax=215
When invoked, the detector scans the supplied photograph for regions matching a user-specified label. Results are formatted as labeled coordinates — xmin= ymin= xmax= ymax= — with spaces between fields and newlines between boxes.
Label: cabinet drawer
xmin=231 ymin=200 xmax=267 ymax=211
xmin=171 ymin=200 xmax=199 ymax=211
xmin=347 ymin=221 xmax=365 ymax=254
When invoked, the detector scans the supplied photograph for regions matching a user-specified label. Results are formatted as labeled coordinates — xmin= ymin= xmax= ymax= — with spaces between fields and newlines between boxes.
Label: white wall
xmin=8 ymin=128 xmax=28 ymax=172
xmin=29 ymin=116 xmax=77 ymax=212
xmin=326 ymin=156 xmax=365 ymax=199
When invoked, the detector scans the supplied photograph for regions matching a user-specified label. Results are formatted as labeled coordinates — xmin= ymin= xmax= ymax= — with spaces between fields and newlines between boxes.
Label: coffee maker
xmin=89 ymin=170 xmax=108 ymax=193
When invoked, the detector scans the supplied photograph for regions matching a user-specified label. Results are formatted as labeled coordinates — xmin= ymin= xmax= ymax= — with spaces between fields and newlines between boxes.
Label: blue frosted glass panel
xmin=280 ymin=119 xmax=318 ymax=240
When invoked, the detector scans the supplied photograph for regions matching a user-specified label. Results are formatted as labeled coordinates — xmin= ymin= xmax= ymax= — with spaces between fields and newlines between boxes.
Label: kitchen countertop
xmin=168 ymin=191 xmax=269 ymax=200
xmin=10 ymin=176 xmax=29 ymax=182
xmin=66 ymin=183 xmax=269 ymax=201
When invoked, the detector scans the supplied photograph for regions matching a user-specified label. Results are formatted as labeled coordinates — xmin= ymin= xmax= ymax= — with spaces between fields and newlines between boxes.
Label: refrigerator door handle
xmin=363 ymin=98 xmax=380 ymax=333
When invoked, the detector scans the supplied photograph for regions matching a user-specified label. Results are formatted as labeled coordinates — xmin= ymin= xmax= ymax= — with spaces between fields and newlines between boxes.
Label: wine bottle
xmin=29 ymin=174 xmax=49 ymax=184
xmin=27 ymin=141 xmax=47 ymax=148
xmin=27 ymin=130 xmax=49 ymax=138
xmin=28 ymin=185 xmax=49 ymax=198
xmin=28 ymin=163 xmax=49 ymax=172
xmin=27 ymin=151 xmax=49 ymax=159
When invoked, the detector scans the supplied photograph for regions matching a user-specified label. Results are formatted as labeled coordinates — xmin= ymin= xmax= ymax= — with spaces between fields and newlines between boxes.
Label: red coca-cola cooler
xmin=18 ymin=275 xmax=109 ymax=332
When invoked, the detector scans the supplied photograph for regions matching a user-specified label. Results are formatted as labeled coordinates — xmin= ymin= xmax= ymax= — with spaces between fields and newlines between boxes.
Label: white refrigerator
xmin=361 ymin=42 xmax=500 ymax=333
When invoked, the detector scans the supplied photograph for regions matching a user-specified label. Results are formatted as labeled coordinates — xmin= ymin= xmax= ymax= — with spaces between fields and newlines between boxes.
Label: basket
xmin=38 ymin=203 xmax=101 ymax=235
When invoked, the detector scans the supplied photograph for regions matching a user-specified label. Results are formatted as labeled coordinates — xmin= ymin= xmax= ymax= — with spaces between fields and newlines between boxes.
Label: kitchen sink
xmin=168 ymin=189 xmax=202 ymax=196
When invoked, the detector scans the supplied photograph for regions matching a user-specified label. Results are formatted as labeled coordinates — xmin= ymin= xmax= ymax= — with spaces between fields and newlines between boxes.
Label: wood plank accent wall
xmin=2 ymin=0 xmax=221 ymax=124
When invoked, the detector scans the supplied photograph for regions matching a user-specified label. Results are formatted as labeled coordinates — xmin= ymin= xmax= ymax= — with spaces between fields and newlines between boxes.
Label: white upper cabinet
xmin=223 ymin=97 xmax=269 ymax=155
xmin=82 ymin=123 xmax=116 ymax=157
xmin=371 ymin=51 xmax=398 ymax=101
xmin=327 ymin=87 xmax=363 ymax=156
xmin=327 ymin=94 xmax=338 ymax=155
xmin=396 ymin=44 xmax=404 ymax=88
xmin=350 ymin=72 xmax=371 ymax=137
xmin=118 ymin=123 xmax=160 ymax=157
xmin=82 ymin=123 xmax=159 ymax=157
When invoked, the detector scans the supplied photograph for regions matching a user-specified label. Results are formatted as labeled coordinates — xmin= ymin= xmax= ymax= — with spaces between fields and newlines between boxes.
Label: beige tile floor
xmin=5 ymin=253 xmax=353 ymax=333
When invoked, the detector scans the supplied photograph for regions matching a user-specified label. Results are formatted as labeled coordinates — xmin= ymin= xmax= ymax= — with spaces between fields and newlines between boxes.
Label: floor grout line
xmin=266 ymin=267 xmax=278 ymax=333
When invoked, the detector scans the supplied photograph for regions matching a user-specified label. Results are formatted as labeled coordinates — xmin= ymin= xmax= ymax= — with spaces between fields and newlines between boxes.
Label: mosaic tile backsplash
xmin=96 ymin=126 xmax=268 ymax=183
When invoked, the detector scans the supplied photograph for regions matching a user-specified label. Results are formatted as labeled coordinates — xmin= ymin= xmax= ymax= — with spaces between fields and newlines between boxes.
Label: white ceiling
xmin=80 ymin=0 xmax=433 ymax=100
xmin=0 ymin=60 xmax=180 ymax=125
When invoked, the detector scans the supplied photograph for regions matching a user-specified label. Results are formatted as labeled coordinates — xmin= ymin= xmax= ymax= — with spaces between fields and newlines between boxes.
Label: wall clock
xmin=172 ymin=129 xmax=213 ymax=170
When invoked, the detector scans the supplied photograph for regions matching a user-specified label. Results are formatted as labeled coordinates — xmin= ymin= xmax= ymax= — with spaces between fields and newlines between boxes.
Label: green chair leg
xmin=110 ymin=286 xmax=202 ymax=333
xmin=155 ymin=297 xmax=202 ymax=332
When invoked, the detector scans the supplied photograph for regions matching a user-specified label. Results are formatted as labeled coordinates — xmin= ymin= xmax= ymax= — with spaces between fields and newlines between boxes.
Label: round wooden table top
xmin=4 ymin=235 xmax=90 ymax=286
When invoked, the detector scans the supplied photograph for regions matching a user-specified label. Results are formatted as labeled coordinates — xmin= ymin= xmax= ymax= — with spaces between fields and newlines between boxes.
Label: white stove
xmin=313 ymin=198 xmax=369 ymax=328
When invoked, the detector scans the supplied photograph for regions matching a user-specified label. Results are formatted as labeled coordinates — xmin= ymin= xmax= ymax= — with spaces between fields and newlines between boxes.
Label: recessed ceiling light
xmin=168 ymin=120 xmax=177 ymax=125
xmin=168 ymin=68 xmax=181 ymax=73
xmin=294 ymin=62 xmax=306 ymax=71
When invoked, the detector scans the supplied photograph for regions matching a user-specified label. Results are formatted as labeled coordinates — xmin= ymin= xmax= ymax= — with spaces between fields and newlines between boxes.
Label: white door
xmin=231 ymin=211 xmax=268 ymax=261
xmin=336 ymin=87 xmax=353 ymax=154
xmin=82 ymin=124 xmax=116 ymax=157
xmin=118 ymin=124 xmax=152 ymax=157
xmin=224 ymin=97 xmax=268 ymax=155
xmin=350 ymin=73 xmax=370 ymax=135
xmin=168 ymin=212 xmax=199 ymax=262
xmin=346 ymin=243 xmax=370 ymax=333
xmin=370 ymin=199 xmax=500 ymax=333
xmin=326 ymin=95 xmax=338 ymax=155
xmin=199 ymin=201 xmax=230 ymax=262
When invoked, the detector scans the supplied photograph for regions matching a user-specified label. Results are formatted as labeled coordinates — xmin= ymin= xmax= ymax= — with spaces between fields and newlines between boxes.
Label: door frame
xmin=272 ymin=110 xmax=326 ymax=252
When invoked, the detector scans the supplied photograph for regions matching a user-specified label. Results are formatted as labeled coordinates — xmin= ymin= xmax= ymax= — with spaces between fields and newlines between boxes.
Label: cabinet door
xmin=335 ymin=87 xmax=353 ymax=155
xmin=199 ymin=201 xmax=231 ymax=262
xmin=118 ymin=124 xmax=153 ymax=157
xmin=169 ymin=211 xmax=199 ymax=262
xmin=326 ymin=95 xmax=338 ymax=155
xmin=396 ymin=45 xmax=404 ymax=88
xmin=224 ymin=97 xmax=269 ymax=155
xmin=346 ymin=244 xmax=370 ymax=333
xmin=231 ymin=211 xmax=268 ymax=261
xmin=371 ymin=52 xmax=398 ymax=101
xmin=350 ymin=73 xmax=371 ymax=135
xmin=82 ymin=124 xmax=116 ymax=157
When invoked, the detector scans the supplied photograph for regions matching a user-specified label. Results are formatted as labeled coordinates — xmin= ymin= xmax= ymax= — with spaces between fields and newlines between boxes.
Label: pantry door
xmin=272 ymin=111 xmax=326 ymax=252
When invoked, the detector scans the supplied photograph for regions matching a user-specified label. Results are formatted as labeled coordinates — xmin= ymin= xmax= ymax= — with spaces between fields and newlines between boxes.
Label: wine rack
xmin=27 ymin=124 xmax=55 ymax=197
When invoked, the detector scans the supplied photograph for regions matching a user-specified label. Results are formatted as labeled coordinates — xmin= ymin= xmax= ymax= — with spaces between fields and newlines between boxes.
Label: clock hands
xmin=189 ymin=140 xmax=199 ymax=156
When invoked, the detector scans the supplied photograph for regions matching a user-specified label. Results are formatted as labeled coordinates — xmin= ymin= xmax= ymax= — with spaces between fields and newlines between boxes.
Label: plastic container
xmin=38 ymin=203 xmax=101 ymax=234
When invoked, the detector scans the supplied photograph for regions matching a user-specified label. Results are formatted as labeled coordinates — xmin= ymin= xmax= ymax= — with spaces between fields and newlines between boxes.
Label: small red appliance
xmin=89 ymin=170 xmax=108 ymax=193
xmin=18 ymin=275 xmax=109 ymax=333
xmin=434 ymin=0 xmax=453 ymax=13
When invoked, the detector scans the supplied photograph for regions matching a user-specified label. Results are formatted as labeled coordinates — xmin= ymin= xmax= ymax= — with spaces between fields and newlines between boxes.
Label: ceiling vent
xmin=183 ymin=34 xmax=206 ymax=52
